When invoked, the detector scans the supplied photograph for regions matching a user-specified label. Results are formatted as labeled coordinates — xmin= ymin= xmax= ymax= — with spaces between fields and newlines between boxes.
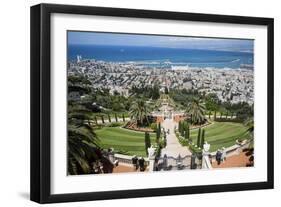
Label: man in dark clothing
xmin=138 ymin=157 xmax=145 ymax=171
xmin=208 ymin=154 xmax=213 ymax=164
xmin=216 ymin=150 xmax=222 ymax=165
xmin=132 ymin=156 xmax=138 ymax=170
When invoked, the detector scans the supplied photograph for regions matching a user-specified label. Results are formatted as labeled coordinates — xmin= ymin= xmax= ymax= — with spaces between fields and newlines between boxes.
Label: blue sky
xmin=68 ymin=31 xmax=253 ymax=53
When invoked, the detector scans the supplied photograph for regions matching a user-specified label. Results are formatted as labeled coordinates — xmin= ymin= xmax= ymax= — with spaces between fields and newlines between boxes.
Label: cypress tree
xmin=156 ymin=123 xmax=161 ymax=142
xmin=201 ymin=129 xmax=205 ymax=149
xmin=178 ymin=121 xmax=182 ymax=134
xmin=185 ymin=123 xmax=190 ymax=140
xmin=181 ymin=121 xmax=185 ymax=137
xmin=145 ymin=132 xmax=151 ymax=156
xmin=108 ymin=114 xmax=111 ymax=122
xmin=115 ymin=113 xmax=118 ymax=122
xmin=181 ymin=121 xmax=183 ymax=134
xmin=197 ymin=128 xmax=201 ymax=147
xmin=187 ymin=124 xmax=190 ymax=140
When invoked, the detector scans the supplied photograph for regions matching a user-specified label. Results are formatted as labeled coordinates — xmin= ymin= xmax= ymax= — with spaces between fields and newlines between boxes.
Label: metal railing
xmin=155 ymin=154 xmax=202 ymax=171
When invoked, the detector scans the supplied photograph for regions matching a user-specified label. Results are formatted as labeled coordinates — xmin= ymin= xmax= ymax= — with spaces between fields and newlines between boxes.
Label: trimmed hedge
xmin=214 ymin=118 xmax=244 ymax=123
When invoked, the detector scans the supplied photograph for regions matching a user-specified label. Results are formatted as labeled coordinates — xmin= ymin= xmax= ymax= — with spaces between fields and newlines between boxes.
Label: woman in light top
xmin=221 ymin=147 xmax=227 ymax=162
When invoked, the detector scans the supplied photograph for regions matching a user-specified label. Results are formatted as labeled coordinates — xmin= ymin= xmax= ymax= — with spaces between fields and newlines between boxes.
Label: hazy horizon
xmin=68 ymin=31 xmax=254 ymax=53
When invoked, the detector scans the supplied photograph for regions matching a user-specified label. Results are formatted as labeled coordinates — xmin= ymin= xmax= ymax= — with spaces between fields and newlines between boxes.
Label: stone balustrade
xmin=114 ymin=153 xmax=149 ymax=166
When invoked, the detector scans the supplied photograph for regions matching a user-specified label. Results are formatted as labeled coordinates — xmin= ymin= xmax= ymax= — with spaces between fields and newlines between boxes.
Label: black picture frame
xmin=30 ymin=3 xmax=274 ymax=204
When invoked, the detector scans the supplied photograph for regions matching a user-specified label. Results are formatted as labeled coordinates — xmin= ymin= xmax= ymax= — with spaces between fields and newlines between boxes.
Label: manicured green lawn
xmin=96 ymin=127 xmax=156 ymax=157
xmin=190 ymin=122 xmax=250 ymax=152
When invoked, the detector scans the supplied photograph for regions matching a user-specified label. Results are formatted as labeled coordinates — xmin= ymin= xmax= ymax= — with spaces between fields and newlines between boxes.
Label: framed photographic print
xmin=30 ymin=3 xmax=274 ymax=203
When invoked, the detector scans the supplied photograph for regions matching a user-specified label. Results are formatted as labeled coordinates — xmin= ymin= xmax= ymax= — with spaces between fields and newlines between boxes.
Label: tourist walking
xmin=208 ymin=154 xmax=213 ymax=164
xmin=215 ymin=149 xmax=222 ymax=165
xmin=221 ymin=147 xmax=226 ymax=162
xmin=163 ymin=154 xmax=168 ymax=170
xmin=138 ymin=157 xmax=145 ymax=171
xmin=132 ymin=155 xmax=138 ymax=170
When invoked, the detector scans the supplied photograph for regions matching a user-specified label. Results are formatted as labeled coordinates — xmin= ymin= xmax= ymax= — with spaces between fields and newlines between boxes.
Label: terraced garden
xmin=190 ymin=122 xmax=250 ymax=152
xmin=96 ymin=121 xmax=250 ymax=157
xmin=96 ymin=127 xmax=156 ymax=157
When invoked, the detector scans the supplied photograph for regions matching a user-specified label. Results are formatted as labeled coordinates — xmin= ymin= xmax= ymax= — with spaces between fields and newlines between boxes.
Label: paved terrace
xmin=161 ymin=118 xmax=192 ymax=157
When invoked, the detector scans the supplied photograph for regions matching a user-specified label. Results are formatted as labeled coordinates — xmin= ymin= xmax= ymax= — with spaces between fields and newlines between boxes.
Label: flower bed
xmin=189 ymin=121 xmax=212 ymax=130
xmin=124 ymin=121 xmax=154 ymax=133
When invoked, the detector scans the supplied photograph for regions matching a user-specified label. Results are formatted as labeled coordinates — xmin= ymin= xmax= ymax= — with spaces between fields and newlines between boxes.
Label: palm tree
xmin=67 ymin=104 xmax=100 ymax=175
xmin=129 ymin=99 xmax=152 ymax=126
xmin=187 ymin=98 xmax=206 ymax=125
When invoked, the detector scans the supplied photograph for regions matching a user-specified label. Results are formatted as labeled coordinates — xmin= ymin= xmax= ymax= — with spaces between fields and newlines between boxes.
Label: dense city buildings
xmin=68 ymin=58 xmax=254 ymax=105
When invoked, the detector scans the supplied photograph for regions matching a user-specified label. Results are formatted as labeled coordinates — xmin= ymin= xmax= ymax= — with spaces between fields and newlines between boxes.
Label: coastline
xmin=69 ymin=58 xmax=253 ymax=71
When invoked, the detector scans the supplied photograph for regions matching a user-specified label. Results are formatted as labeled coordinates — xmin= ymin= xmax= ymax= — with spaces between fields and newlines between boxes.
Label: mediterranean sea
xmin=68 ymin=44 xmax=253 ymax=69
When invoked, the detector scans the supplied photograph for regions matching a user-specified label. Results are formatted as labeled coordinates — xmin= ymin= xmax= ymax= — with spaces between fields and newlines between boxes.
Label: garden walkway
xmin=212 ymin=151 xmax=252 ymax=168
xmin=161 ymin=118 xmax=192 ymax=157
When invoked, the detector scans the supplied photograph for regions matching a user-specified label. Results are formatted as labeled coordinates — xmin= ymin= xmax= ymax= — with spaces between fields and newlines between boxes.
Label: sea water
xmin=68 ymin=44 xmax=253 ymax=69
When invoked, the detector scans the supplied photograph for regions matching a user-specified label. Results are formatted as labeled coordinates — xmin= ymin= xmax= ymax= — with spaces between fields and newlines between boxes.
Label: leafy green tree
xmin=245 ymin=117 xmax=254 ymax=138
xmin=101 ymin=115 xmax=105 ymax=124
xmin=68 ymin=75 xmax=91 ymax=85
xmin=245 ymin=117 xmax=254 ymax=134
xmin=115 ymin=113 xmax=118 ymax=122
xmin=108 ymin=114 xmax=111 ymax=122
xmin=150 ymin=123 xmax=157 ymax=132
xmin=122 ymin=114 xmax=125 ymax=122
xmin=152 ymin=84 xmax=160 ymax=99
xmin=68 ymin=75 xmax=91 ymax=95
xmin=245 ymin=117 xmax=254 ymax=148
xmin=187 ymin=98 xmax=206 ymax=125
xmin=205 ymin=93 xmax=220 ymax=111
xmin=130 ymin=84 xmax=160 ymax=100
xmin=235 ymin=102 xmax=254 ymax=121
